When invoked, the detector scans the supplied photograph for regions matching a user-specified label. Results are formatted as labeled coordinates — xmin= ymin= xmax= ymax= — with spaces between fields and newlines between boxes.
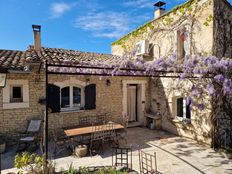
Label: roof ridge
xmin=0 ymin=49 xmax=24 ymax=52
xmin=28 ymin=45 xmax=117 ymax=57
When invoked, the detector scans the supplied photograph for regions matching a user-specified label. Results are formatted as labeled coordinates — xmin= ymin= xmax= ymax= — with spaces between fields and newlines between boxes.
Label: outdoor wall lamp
xmin=106 ymin=79 xmax=111 ymax=86
xmin=0 ymin=67 xmax=7 ymax=87
xmin=86 ymin=78 xmax=90 ymax=85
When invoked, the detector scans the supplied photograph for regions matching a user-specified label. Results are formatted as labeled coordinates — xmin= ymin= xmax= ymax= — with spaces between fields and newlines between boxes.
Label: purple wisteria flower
xmin=214 ymin=74 xmax=224 ymax=82
xmin=186 ymin=96 xmax=192 ymax=105
xmin=191 ymin=85 xmax=202 ymax=97
xmin=196 ymin=103 xmax=205 ymax=111
xmin=223 ymin=79 xmax=232 ymax=95
xmin=206 ymin=83 xmax=215 ymax=95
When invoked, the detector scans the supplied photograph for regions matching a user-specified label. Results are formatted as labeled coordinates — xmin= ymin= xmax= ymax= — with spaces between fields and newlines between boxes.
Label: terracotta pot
xmin=74 ymin=145 xmax=87 ymax=158
xmin=0 ymin=142 xmax=6 ymax=153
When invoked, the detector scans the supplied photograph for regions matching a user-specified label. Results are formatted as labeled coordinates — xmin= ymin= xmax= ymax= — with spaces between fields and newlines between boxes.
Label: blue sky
xmin=0 ymin=0 xmax=231 ymax=54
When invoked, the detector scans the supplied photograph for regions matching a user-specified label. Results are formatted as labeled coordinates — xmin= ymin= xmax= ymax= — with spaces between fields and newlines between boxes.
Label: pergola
xmin=43 ymin=60 xmax=189 ymax=161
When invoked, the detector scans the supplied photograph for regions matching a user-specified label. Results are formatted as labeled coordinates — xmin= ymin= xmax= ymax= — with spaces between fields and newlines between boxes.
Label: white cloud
xmin=123 ymin=0 xmax=153 ymax=9
xmin=74 ymin=11 xmax=150 ymax=39
xmin=50 ymin=2 xmax=73 ymax=18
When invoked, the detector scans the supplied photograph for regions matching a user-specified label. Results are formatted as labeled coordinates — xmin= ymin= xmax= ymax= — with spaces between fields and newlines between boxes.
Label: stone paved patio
xmin=1 ymin=127 xmax=232 ymax=174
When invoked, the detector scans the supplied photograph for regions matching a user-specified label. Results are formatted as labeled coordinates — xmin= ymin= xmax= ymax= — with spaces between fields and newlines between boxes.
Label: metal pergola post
xmin=43 ymin=60 xmax=48 ymax=164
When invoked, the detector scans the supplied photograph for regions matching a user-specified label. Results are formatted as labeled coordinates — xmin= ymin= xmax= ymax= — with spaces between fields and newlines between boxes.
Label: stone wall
xmin=111 ymin=0 xmax=215 ymax=145
xmin=213 ymin=0 xmax=232 ymax=58
xmin=0 ymin=65 xmax=45 ymax=142
xmin=48 ymin=75 xmax=150 ymax=131
xmin=149 ymin=78 xmax=212 ymax=145
xmin=0 ymin=67 xmax=149 ymax=143
xmin=112 ymin=0 xmax=214 ymax=57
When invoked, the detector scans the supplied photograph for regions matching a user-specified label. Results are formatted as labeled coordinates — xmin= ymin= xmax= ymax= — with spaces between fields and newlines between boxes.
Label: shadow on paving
xmin=1 ymin=127 xmax=232 ymax=174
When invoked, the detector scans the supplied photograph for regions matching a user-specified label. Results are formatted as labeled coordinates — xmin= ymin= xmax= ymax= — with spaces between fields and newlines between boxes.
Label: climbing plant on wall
xmin=112 ymin=0 xmax=214 ymax=54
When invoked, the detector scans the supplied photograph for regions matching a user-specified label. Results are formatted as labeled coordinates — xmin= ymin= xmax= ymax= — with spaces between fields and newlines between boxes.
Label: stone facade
xmin=149 ymin=78 xmax=212 ymax=144
xmin=111 ymin=0 xmax=232 ymax=145
xmin=0 ymin=66 xmax=150 ymax=143
xmin=0 ymin=65 xmax=45 ymax=142
xmin=112 ymin=0 xmax=215 ymax=57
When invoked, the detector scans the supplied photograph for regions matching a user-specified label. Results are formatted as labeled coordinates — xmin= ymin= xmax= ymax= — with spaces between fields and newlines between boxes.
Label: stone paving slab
xmin=1 ymin=127 xmax=232 ymax=174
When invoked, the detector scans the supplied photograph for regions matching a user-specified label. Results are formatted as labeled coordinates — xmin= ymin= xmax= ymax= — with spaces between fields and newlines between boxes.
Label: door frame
xmin=122 ymin=80 xmax=147 ymax=125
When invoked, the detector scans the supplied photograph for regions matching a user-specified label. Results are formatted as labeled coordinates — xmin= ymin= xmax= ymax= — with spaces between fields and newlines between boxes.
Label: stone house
xmin=111 ymin=0 xmax=232 ymax=145
xmin=0 ymin=0 xmax=231 ymax=146
xmin=0 ymin=26 xmax=150 ymax=144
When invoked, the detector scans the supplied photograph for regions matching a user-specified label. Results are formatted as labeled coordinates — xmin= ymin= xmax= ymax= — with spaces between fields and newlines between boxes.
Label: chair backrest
xmin=116 ymin=115 xmax=128 ymax=128
xmin=91 ymin=125 xmax=104 ymax=141
xmin=79 ymin=116 xmax=92 ymax=126
xmin=112 ymin=147 xmax=132 ymax=170
xmin=103 ymin=122 xmax=116 ymax=139
xmin=95 ymin=114 xmax=106 ymax=125
xmin=105 ymin=113 xmax=113 ymax=123
xmin=139 ymin=150 xmax=157 ymax=174
xmin=27 ymin=119 xmax=41 ymax=133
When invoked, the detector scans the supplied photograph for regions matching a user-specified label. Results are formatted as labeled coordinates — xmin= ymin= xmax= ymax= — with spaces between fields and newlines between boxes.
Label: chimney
xmin=32 ymin=25 xmax=41 ymax=51
xmin=154 ymin=1 xmax=166 ymax=19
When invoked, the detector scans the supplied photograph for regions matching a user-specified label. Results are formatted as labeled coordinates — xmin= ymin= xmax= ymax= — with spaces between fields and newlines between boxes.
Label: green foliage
xmin=204 ymin=14 xmax=213 ymax=26
xmin=111 ymin=21 xmax=154 ymax=48
xmin=66 ymin=163 xmax=78 ymax=174
xmin=78 ymin=167 xmax=91 ymax=174
xmin=78 ymin=167 xmax=128 ymax=174
xmin=14 ymin=152 xmax=55 ymax=174
xmin=95 ymin=167 xmax=128 ymax=174
xmin=111 ymin=0 xmax=211 ymax=48
xmin=162 ymin=16 xmax=174 ymax=26
xmin=222 ymin=148 xmax=232 ymax=154
xmin=14 ymin=152 xmax=44 ymax=174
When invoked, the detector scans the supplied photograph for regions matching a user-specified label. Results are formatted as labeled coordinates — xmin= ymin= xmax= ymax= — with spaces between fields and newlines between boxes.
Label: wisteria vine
xmin=48 ymin=54 xmax=232 ymax=110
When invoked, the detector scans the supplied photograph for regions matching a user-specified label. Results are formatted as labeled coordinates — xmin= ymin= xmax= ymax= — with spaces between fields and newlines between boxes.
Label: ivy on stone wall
xmin=111 ymin=0 xmax=213 ymax=53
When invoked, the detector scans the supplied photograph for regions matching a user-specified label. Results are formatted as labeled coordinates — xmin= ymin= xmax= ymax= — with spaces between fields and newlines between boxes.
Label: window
xmin=61 ymin=86 xmax=82 ymax=111
xmin=177 ymin=27 xmax=187 ymax=61
xmin=48 ymin=82 xmax=96 ymax=113
xmin=176 ymin=97 xmax=191 ymax=120
xmin=61 ymin=87 xmax=70 ymax=108
xmin=73 ymin=87 xmax=81 ymax=107
xmin=3 ymin=80 xmax=29 ymax=109
xmin=10 ymin=86 xmax=23 ymax=103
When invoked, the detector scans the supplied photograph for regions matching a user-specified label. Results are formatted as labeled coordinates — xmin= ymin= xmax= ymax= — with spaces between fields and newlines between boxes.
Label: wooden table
xmin=64 ymin=123 xmax=124 ymax=137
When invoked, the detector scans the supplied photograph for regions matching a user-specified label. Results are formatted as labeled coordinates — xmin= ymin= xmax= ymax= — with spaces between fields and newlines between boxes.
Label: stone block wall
xmin=112 ymin=0 xmax=214 ymax=57
xmin=149 ymin=77 xmax=213 ymax=145
xmin=0 ymin=67 xmax=149 ymax=143
xmin=0 ymin=67 xmax=45 ymax=143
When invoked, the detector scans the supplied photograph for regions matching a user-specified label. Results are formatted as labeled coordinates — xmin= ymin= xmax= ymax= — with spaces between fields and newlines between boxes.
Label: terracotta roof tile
xmin=0 ymin=49 xmax=26 ymax=70
xmin=0 ymin=46 xmax=123 ymax=70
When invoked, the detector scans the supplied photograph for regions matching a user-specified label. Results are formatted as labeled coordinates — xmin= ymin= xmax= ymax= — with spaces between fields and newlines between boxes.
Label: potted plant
xmin=74 ymin=145 xmax=88 ymax=158
xmin=0 ymin=133 xmax=6 ymax=153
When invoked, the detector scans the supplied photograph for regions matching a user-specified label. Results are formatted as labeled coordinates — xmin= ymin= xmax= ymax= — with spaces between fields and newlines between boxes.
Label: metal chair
xmin=17 ymin=119 xmax=42 ymax=152
xmin=103 ymin=122 xmax=117 ymax=146
xmin=139 ymin=150 xmax=158 ymax=174
xmin=115 ymin=115 xmax=128 ymax=146
xmin=51 ymin=129 xmax=70 ymax=157
xmin=89 ymin=124 xmax=105 ymax=156
xmin=95 ymin=114 xmax=106 ymax=125
xmin=112 ymin=147 xmax=132 ymax=171
xmin=79 ymin=116 xmax=92 ymax=127
xmin=105 ymin=113 xmax=113 ymax=123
